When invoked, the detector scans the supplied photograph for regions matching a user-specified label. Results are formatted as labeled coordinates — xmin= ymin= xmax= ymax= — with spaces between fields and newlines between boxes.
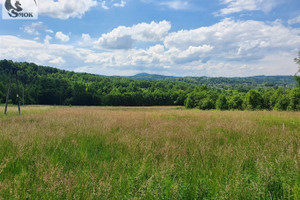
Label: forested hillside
xmin=0 ymin=60 xmax=299 ymax=110
xmin=130 ymin=73 xmax=296 ymax=90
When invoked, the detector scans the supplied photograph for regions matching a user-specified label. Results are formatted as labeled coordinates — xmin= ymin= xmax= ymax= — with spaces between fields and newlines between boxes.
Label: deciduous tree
xmin=216 ymin=94 xmax=228 ymax=110
xmin=294 ymin=52 xmax=300 ymax=86
xmin=245 ymin=89 xmax=263 ymax=110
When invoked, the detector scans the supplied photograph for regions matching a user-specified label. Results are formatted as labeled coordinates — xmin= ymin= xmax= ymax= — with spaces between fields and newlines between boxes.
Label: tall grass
xmin=0 ymin=106 xmax=299 ymax=199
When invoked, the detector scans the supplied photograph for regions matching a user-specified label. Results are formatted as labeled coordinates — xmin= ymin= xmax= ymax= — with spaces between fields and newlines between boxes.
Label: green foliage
xmin=216 ymin=94 xmax=228 ymax=110
xmin=184 ymin=96 xmax=194 ymax=109
xmin=288 ymin=87 xmax=300 ymax=110
xmin=262 ymin=90 xmax=274 ymax=110
xmin=295 ymin=75 xmax=300 ymax=86
xmin=228 ymin=94 xmax=244 ymax=110
xmin=178 ymin=76 xmax=297 ymax=89
xmin=0 ymin=60 xmax=194 ymax=107
xmin=173 ymin=90 xmax=187 ymax=105
xmin=199 ymin=97 xmax=215 ymax=110
xmin=245 ymin=89 xmax=263 ymax=110
xmin=184 ymin=90 xmax=207 ymax=109
xmin=275 ymin=95 xmax=290 ymax=110
xmin=0 ymin=82 xmax=4 ymax=104
xmin=0 ymin=60 xmax=299 ymax=111
xmin=270 ymin=88 xmax=284 ymax=109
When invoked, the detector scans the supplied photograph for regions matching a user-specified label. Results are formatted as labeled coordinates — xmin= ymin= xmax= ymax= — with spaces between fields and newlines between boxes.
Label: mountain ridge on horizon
xmin=128 ymin=72 xmax=295 ymax=79
xmin=0 ymin=60 xmax=297 ymax=86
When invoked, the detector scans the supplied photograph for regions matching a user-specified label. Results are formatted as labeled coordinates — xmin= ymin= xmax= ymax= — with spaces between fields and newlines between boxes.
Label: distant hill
xmin=128 ymin=73 xmax=180 ymax=80
xmin=128 ymin=73 xmax=297 ymax=88
xmin=177 ymin=75 xmax=297 ymax=88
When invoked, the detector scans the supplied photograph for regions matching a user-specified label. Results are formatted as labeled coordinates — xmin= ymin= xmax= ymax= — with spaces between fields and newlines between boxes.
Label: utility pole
xmin=4 ymin=67 xmax=21 ymax=115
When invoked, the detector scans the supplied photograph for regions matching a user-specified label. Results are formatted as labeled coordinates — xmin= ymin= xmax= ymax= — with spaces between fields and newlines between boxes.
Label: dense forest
xmin=0 ymin=59 xmax=299 ymax=110
xmin=129 ymin=73 xmax=297 ymax=89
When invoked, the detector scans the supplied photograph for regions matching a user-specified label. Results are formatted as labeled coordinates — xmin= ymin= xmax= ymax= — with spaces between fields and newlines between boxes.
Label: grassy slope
xmin=0 ymin=106 xmax=299 ymax=199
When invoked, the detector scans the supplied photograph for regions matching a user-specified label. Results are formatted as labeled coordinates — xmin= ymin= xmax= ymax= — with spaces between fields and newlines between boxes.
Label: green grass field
xmin=0 ymin=106 xmax=299 ymax=199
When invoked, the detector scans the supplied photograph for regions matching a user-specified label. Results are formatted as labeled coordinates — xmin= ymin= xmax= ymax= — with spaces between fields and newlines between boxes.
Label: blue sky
xmin=0 ymin=0 xmax=300 ymax=77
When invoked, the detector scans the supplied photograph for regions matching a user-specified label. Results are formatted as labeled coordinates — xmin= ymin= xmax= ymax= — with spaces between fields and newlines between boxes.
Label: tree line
xmin=0 ymin=59 xmax=299 ymax=111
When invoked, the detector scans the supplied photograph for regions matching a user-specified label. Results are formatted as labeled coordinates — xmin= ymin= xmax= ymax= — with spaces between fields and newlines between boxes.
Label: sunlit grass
xmin=0 ymin=106 xmax=299 ymax=199
xmin=0 ymin=104 xmax=57 ymax=119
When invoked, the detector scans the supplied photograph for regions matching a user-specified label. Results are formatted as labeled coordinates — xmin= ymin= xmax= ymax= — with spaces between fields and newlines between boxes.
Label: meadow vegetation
xmin=0 ymin=106 xmax=299 ymax=199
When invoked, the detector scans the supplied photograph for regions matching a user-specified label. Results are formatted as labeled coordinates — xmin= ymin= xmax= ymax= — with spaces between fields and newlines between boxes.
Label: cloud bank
xmin=1 ymin=19 xmax=299 ymax=76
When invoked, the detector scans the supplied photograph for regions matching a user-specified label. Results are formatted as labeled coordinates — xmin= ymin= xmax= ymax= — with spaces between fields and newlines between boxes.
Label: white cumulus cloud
xmin=1 ymin=19 xmax=300 ymax=77
xmin=38 ymin=0 xmax=97 ymax=19
xmin=78 ymin=33 xmax=94 ymax=47
xmin=49 ymin=57 xmax=66 ymax=64
xmin=55 ymin=32 xmax=70 ymax=42
xmin=101 ymin=0 xmax=126 ymax=9
xmin=21 ymin=22 xmax=53 ymax=36
xmin=218 ymin=0 xmax=279 ymax=15
xmin=288 ymin=15 xmax=300 ymax=25
xmin=113 ymin=0 xmax=126 ymax=7
xmin=0 ymin=35 xmax=84 ymax=70
xmin=101 ymin=1 xmax=109 ymax=9
xmin=95 ymin=21 xmax=171 ymax=49
xmin=44 ymin=35 xmax=52 ymax=44
xmin=160 ymin=0 xmax=190 ymax=10
xmin=164 ymin=19 xmax=300 ymax=62
xmin=141 ymin=0 xmax=191 ymax=10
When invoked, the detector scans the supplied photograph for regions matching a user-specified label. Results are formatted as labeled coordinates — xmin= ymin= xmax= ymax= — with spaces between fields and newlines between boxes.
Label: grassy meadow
xmin=0 ymin=106 xmax=299 ymax=199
